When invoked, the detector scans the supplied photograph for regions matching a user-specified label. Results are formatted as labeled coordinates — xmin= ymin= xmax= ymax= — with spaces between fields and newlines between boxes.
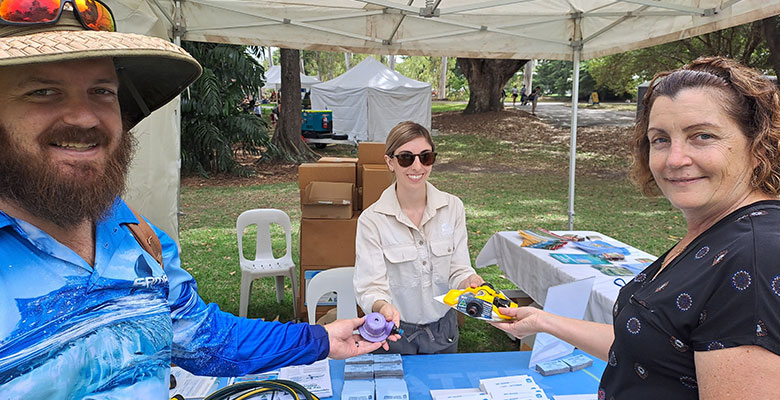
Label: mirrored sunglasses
xmin=0 ymin=0 xmax=116 ymax=32
xmin=391 ymin=150 xmax=437 ymax=167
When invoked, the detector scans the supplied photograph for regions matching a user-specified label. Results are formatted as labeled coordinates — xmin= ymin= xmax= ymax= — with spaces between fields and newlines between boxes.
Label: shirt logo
xmin=133 ymin=275 xmax=169 ymax=288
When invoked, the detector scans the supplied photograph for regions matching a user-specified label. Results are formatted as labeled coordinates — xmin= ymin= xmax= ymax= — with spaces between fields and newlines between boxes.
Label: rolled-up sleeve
xmin=447 ymin=198 xmax=476 ymax=289
xmin=354 ymin=214 xmax=393 ymax=315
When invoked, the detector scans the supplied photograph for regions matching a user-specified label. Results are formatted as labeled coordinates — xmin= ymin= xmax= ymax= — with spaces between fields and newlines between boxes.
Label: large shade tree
xmin=763 ymin=16 xmax=780 ymax=78
xmin=457 ymin=58 xmax=527 ymax=114
xmin=270 ymin=48 xmax=318 ymax=162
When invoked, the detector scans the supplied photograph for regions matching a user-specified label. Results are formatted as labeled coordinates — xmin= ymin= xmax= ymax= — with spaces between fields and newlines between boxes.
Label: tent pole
xmin=567 ymin=47 xmax=580 ymax=230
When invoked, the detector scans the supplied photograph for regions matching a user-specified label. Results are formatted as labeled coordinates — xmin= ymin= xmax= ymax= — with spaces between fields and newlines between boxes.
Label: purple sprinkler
xmin=358 ymin=312 xmax=403 ymax=342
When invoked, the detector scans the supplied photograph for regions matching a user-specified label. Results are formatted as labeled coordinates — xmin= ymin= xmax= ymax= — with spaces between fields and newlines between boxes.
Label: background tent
xmin=263 ymin=65 xmax=321 ymax=90
xmin=311 ymin=57 xmax=431 ymax=143
xmin=110 ymin=0 xmax=780 ymax=236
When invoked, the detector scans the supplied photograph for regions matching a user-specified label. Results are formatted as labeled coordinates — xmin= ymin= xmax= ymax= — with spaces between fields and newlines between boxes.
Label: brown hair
xmin=385 ymin=121 xmax=435 ymax=156
xmin=631 ymin=56 xmax=780 ymax=196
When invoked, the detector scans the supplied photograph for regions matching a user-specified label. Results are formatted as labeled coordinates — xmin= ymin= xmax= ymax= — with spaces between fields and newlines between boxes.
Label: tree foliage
xmin=395 ymin=56 xmax=469 ymax=100
xmin=180 ymin=42 xmax=275 ymax=176
xmin=588 ymin=21 xmax=775 ymax=98
xmin=533 ymin=60 xmax=600 ymax=100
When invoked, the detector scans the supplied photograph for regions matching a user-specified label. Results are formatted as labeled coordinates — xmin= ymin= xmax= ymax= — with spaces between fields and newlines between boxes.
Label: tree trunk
xmin=457 ymin=58 xmax=527 ymax=114
xmin=271 ymin=48 xmax=318 ymax=162
xmin=763 ymin=16 xmax=780 ymax=80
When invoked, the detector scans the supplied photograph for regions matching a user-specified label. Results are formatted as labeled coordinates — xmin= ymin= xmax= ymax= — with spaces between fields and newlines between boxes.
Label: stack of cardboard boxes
xmin=298 ymin=143 xmax=395 ymax=320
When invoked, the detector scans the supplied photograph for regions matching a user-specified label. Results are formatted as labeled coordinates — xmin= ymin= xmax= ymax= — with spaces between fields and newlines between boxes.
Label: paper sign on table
xmin=528 ymin=277 xmax=595 ymax=368
xmin=549 ymin=253 xmax=610 ymax=265
xmin=278 ymin=358 xmax=332 ymax=398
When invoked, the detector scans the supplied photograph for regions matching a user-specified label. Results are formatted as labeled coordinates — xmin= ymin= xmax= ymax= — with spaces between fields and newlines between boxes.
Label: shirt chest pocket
xmin=430 ymin=238 xmax=454 ymax=285
xmin=383 ymin=244 xmax=420 ymax=287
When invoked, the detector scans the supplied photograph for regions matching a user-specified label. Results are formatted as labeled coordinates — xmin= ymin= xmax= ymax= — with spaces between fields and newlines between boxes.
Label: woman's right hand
xmin=488 ymin=306 xmax=547 ymax=339
xmin=374 ymin=300 xmax=401 ymax=328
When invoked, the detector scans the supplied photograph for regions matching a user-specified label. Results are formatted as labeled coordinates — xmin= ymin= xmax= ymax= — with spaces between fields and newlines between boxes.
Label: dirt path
xmin=182 ymin=108 xmax=635 ymax=186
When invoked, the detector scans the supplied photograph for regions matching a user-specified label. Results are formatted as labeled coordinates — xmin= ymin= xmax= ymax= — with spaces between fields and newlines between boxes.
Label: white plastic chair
xmin=306 ymin=267 xmax=358 ymax=324
xmin=237 ymin=209 xmax=297 ymax=318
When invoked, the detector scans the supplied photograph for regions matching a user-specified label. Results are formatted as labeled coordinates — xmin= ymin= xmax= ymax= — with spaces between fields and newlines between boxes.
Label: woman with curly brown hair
xmin=492 ymin=57 xmax=780 ymax=399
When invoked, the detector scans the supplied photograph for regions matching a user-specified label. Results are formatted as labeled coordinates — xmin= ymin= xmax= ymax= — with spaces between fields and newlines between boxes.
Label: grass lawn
xmin=179 ymin=114 xmax=686 ymax=353
xmin=431 ymin=101 xmax=468 ymax=112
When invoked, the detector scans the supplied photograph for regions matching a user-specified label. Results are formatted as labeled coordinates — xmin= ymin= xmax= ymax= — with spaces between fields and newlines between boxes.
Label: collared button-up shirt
xmin=354 ymin=182 xmax=475 ymax=325
xmin=0 ymin=198 xmax=329 ymax=399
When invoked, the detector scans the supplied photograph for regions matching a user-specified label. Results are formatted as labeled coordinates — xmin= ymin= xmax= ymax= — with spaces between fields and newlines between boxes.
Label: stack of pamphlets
xmin=341 ymin=380 xmax=375 ymax=400
xmin=342 ymin=354 xmax=407 ymax=400
xmin=430 ymin=388 xmax=491 ymax=400
xmin=375 ymin=378 xmax=409 ymax=400
xmin=536 ymin=354 xmax=594 ymax=376
xmin=479 ymin=375 xmax=550 ymax=400
xmin=518 ymin=229 xmax=568 ymax=250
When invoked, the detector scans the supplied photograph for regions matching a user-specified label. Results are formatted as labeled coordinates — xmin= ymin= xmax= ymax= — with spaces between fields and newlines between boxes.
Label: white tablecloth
xmin=475 ymin=230 xmax=656 ymax=324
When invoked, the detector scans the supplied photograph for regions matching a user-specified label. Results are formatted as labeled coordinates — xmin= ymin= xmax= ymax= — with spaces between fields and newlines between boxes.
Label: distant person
xmin=501 ymin=88 xmax=507 ymax=105
xmin=511 ymin=85 xmax=519 ymax=105
xmin=529 ymin=86 xmax=541 ymax=115
xmin=520 ymin=84 xmax=528 ymax=105
xmin=271 ymin=100 xmax=280 ymax=125
xmin=492 ymin=57 xmax=780 ymax=399
xmin=354 ymin=122 xmax=484 ymax=355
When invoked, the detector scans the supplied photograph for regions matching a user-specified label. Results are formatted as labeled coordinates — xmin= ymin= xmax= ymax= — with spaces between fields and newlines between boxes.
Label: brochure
xmin=590 ymin=264 xmax=634 ymax=276
xmin=571 ymin=240 xmax=630 ymax=256
xmin=549 ymin=253 xmax=611 ymax=265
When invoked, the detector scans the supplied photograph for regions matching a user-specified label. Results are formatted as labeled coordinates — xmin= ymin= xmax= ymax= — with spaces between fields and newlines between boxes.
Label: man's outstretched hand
xmin=324 ymin=317 xmax=401 ymax=359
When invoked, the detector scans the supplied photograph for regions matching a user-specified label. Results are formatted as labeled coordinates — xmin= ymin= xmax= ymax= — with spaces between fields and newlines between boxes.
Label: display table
xmin=203 ymin=350 xmax=604 ymax=399
xmin=330 ymin=350 xmax=604 ymax=399
xmin=475 ymin=231 xmax=656 ymax=324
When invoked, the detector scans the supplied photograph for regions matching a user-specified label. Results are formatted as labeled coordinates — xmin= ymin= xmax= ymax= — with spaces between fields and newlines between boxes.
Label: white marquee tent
xmin=263 ymin=65 xmax=321 ymax=90
xmin=311 ymin=57 xmax=431 ymax=142
xmin=111 ymin=0 xmax=780 ymax=238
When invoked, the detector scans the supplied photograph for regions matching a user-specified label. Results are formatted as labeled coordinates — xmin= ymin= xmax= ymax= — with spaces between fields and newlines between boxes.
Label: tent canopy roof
xmin=262 ymin=65 xmax=320 ymax=89
xmin=314 ymin=57 xmax=429 ymax=90
xmin=113 ymin=0 xmax=780 ymax=61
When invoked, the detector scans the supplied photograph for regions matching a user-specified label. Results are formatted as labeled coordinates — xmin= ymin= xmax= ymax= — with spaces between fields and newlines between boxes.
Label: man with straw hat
xmin=0 ymin=1 xmax=394 ymax=397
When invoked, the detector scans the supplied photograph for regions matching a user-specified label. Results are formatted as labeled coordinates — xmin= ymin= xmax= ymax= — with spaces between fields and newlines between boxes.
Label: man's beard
xmin=0 ymin=124 xmax=135 ymax=228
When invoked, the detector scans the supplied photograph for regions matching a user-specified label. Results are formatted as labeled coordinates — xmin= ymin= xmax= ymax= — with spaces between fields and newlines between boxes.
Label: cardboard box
xmin=362 ymin=164 xmax=394 ymax=209
xmin=301 ymin=182 xmax=354 ymax=219
xmin=299 ymin=215 xmax=359 ymax=266
xmin=298 ymin=163 xmax=356 ymax=191
xmin=357 ymin=162 xmax=391 ymax=187
xmin=318 ymin=157 xmax=359 ymax=164
xmin=358 ymin=142 xmax=386 ymax=165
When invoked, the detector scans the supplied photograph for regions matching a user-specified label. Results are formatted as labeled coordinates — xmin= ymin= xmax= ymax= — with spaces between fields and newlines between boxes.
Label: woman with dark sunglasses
xmin=353 ymin=121 xmax=484 ymax=354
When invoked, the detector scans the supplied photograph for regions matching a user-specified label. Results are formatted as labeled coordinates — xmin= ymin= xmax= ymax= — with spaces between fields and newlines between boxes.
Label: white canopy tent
xmin=263 ymin=65 xmax=321 ymax=90
xmin=311 ymin=57 xmax=431 ymax=142
xmin=110 ymin=0 xmax=780 ymax=236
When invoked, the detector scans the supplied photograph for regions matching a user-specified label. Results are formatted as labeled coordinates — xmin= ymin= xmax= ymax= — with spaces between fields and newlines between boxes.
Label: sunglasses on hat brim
xmin=0 ymin=0 xmax=115 ymax=32
xmin=390 ymin=151 xmax=437 ymax=167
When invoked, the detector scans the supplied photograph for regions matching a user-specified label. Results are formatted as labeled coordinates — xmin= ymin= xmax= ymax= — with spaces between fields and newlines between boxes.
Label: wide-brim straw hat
xmin=0 ymin=9 xmax=202 ymax=128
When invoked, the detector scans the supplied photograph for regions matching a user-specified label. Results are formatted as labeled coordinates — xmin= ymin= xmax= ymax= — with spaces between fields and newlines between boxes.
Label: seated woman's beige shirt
xmin=354 ymin=182 xmax=475 ymax=325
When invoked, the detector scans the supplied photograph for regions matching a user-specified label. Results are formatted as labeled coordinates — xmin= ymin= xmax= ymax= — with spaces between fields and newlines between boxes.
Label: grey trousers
xmin=375 ymin=309 xmax=459 ymax=355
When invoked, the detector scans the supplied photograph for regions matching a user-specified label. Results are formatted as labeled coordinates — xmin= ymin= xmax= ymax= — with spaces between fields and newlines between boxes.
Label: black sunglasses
xmin=390 ymin=150 xmax=437 ymax=167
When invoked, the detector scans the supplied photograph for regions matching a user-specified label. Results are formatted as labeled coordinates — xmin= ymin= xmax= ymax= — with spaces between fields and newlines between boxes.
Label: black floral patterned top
xmin=599 ymin=200 xmax=780 ymax=400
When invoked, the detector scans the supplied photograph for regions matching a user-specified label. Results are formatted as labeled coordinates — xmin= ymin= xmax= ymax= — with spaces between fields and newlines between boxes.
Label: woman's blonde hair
xmin=385 ymin=121 xmax=435 ymax=156
xmin=631 ymin=56 xmax=780 ymax=196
